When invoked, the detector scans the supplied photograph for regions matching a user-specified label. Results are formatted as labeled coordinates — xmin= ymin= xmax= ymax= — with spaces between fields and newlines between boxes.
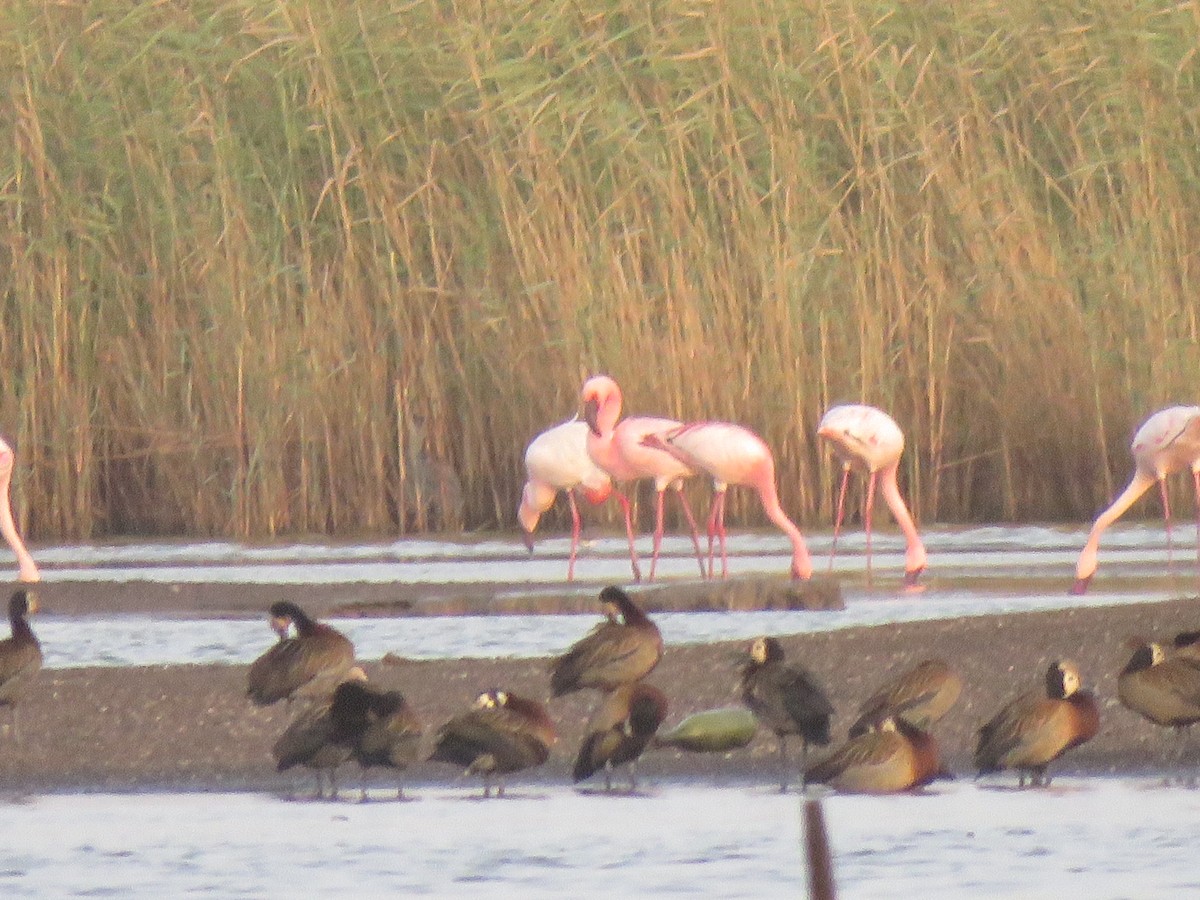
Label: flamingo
xmin=816 ymin=404 xmax=926 ymax=591
xmin=580 ymin=375 xmax=705 ymax=581
xmin=640 ymin=421 xmax=812 ymax=580
xmin=0 ymin=437 xmax=39 ymax=583
xmin=517 ymin=418 xmax=613 ymax=581
xmin=1071 ymin=405 xmax=1200 ymax=595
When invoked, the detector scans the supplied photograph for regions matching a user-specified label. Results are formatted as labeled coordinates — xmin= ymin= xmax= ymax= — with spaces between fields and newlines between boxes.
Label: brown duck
xmin=849 ymin=658 xmax=963 ymax=737
xmin=429 ymin=689 xmax=557 ymax=797
xmin=804 ymin=717 xmax=945 ymax=794
xmin=0 ymin=589 xmax=41 ymax=742
xmin=573 ymin=682 xmax=669 ymax=791
xmin=974 ymin=659 xmax=1100 ymax=787
xmin=549 ymin=586 xmax=662 ymax=696
xmin=272 ymin=667 xmax=368 ymax=799
xmin=336 ymin=680 xmax=425 ymax=801
xmin=247 ymin=601 xmax=356 ymax=706
xmin=739 ymin=636 xmax=833 ymax=791
xmin=1118 ymin=641 xmax=1200 ymax=750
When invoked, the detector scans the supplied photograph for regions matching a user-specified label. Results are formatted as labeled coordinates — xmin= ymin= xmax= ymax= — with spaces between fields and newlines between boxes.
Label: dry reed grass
xmin=2 ymin=0 xmax=1198 ymax=539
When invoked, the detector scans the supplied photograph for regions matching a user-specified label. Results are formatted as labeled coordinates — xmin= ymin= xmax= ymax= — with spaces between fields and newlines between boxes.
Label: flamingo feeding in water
xmin=1071 ymin=405 xmax=1200 ymax=595
xmin=816 ymin=404 xmax=926 ymax=590
xmin=640 ymin=421 xmax=812 ymax=580
xmin=0 ymin=437 xmax=39 ymax=584
xmin=580 ymin=375 xmax=705 ymax=582
xmin=517 ymin=418 xmax=613 ymax=581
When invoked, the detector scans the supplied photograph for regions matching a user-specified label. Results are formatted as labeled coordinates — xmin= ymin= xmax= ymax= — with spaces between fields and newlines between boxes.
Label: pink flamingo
xmin=816 ymin=404 xmax=926 ymax=591
xmin=640 ymin=422 xmax=812 ymax=580
xmin=1071 ymin=405 xmax=1200 ymax=595
xmin=517 ymin=418 xmax=613 ymax=581
xmin=0 ymin=437 xmax=39 ymax=583
xmin=580 ymin=375 xmax=706 ymax=582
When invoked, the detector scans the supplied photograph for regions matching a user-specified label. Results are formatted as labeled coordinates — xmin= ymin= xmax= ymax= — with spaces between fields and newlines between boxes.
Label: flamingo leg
xmin=864 ymin=471 xmax=878 ymax=587
xmin=1161 ymin=476 xmax=1174 ymax=571
xmin=566 ymin=490 xmax=582 ymax=582
xmin=705 ymin=495 xmax=721 ymax=579
xmin=649 ymin=489 xmax=667 ymax=582
xmin=829 ymin=466 xmax=851 ymax=573
xmin=672 ymin=485 xmax=707 ymax=579
xmin=613 ymin=489 xmax=642 ymax=582
xmin=715 ymin=489 xmax=729 ymax=579
xmin=1194 ymin=470 xmax=1200 ymax=582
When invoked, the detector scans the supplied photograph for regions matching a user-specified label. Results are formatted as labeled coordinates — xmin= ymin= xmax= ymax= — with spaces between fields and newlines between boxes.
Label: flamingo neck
xmin=757 ymin=480 xmax=811 ymax=580
xmin=878 ymin=468 xmax=926 ymax=576
xmin=1073 ymin=470 xmax=1156 ymax=583
xmin=0 ymin=475 xmax=38 ymax=583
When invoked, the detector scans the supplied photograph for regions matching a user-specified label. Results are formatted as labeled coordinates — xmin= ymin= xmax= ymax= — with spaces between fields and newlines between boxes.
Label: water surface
xmin=1 ymin=780 xmax=1196 ymax=898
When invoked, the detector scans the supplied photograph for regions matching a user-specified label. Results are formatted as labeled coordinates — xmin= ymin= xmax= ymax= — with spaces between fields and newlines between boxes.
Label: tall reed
xmin=1 ymin=0 xmax=1198 ymax=539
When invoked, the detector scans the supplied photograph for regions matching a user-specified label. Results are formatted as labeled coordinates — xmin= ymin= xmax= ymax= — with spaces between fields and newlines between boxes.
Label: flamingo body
xmin=581 ymin=376 xmax=705 ymax=581
xmin=0 ymin=438 xmax=39 ymax=583
xmin=817 ymin=404 xmax=926 ymax=590
xmin=1072 ymin=405 xmax=1200 ymax=594
xmin=518 ymin=418 xmax=613 ymax=580
xmin=642 ymin=421 xmax=812 ymax=580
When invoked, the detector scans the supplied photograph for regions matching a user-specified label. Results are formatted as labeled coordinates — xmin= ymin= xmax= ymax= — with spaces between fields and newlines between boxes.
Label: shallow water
xmin=7 ymin=523 xmax=1200 ymax=895
xmin=24 ymin=521 xmax=1199 ymax=669
xmin=22 ymin=521 xmax=1200 ymax=587
xmin=31 ymin=586 xmax=1171 ymax=670
xmin=1 ymin=780 xmax=1197 ymax=897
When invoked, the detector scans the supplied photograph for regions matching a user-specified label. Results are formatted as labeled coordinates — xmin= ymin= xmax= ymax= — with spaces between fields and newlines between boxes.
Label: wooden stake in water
xmin=803 ymin=798 xmax=836 ymax=899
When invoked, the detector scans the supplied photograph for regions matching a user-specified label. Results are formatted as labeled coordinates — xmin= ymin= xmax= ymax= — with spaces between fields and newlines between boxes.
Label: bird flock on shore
xmin=0 ymin=384 xmax=1199 ymax=801
xmin=2 ymin=579 xmax=1199 ymax=800
xmin=230 ymin=584 xmax=1200 ymax=799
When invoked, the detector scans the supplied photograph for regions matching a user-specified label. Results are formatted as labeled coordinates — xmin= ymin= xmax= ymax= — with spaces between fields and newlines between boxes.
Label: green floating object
xmin=655 ymin=707 xmax=758 ymax=752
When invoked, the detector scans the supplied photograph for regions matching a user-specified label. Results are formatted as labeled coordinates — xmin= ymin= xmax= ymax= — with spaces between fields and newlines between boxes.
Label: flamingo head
xmin=580 ymin=375 xmax=620 ymax=436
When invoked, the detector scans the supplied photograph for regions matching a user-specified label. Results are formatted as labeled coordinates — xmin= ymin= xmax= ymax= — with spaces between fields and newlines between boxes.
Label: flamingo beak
xmin=1068 ymin=576 xmax=1091 ymax=596
xmin=522 ymin=529 xmax=535 ymax=553
xmin=902 ymin=567 xmax=926 ymax=593
xmin=583 ymin=398 xmax=602 ymax=436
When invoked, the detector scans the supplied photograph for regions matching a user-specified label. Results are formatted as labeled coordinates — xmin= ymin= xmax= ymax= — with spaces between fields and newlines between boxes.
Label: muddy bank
xmin=27 ymin=574 xmax=843 ymax=618
xmin=3 ymin=595 xmax=1199 ymax=793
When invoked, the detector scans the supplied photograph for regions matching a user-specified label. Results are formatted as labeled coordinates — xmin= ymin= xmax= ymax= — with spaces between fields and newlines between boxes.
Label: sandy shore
xmin=3 ymin=587 xmax=1200 ymax=794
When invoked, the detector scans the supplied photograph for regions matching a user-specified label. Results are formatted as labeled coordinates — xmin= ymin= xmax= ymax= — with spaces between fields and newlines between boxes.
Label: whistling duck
xmin=1118 ymin=641 xmax=1200 ymax=766
xmin=272 ymin=667 xmax=368 ymax=799
xmin=335 ymin=680 xmax=424 ymax=801
xmin=0 ymin=589 xmax=41 ymax=741
xmin=247 ymin=601 xmax=356 ymax=706
xmin=804 ymin=717 xmax=945 ymax=794
xmin=739 ymin=636 xmax=834 ymax=791
xmin=654 ymin=707 xmax=758 ymax=753
xmin=573 ymin=682 xmax=669 ymax=791
xmin=429 ymin=689 xmax=557 ymax=797
xmin=549 ymin=586 xmax=662 ymax=696
xmin=849 ymin=658 xmax=963 ymax=737
xmin=974 ymin=659 xmax=1100 ymax=787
